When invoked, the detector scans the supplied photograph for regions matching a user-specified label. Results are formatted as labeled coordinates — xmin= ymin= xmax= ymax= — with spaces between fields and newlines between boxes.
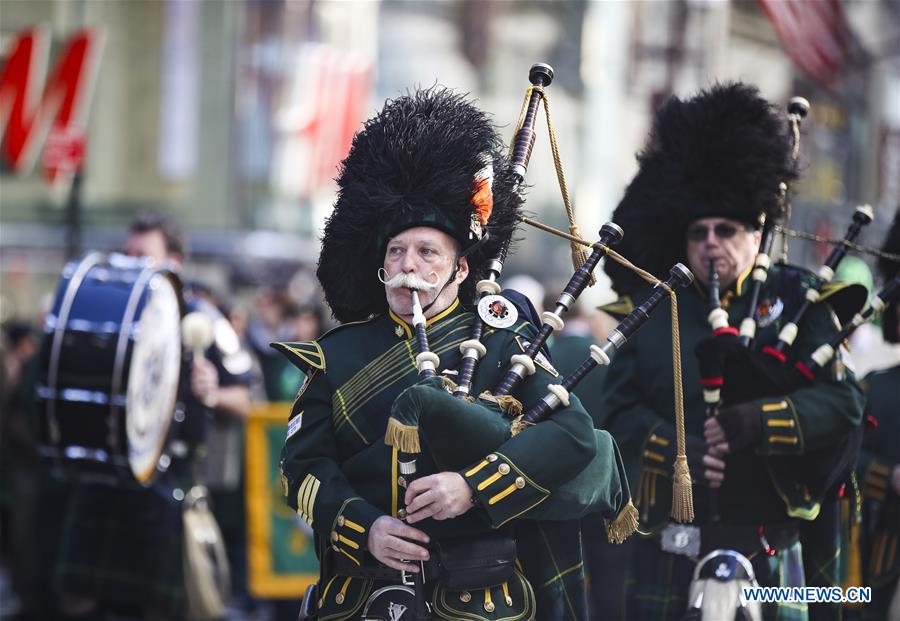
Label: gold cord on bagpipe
xmin=516 ymin=217 xmax=696 ymax=523
xmin=511 ymin=85 xmax=593 ymax=284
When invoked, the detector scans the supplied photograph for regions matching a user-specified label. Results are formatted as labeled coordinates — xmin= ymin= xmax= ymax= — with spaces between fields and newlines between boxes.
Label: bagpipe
xmin=694 ymin=96 xmax=880 ymax=521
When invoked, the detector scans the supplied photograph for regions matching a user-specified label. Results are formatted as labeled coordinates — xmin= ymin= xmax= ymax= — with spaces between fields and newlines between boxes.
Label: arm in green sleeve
xmin=279 ymin=369 xmax=383 ymax=565
xmin=755 ymin=302 xmax=865 ymax=456
xmin=459 ymin=331 xmax=597 ymax=527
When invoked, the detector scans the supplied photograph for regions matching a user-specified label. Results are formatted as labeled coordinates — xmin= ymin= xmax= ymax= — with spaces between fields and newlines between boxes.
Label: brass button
xmin=459 ymin=591 xmax=471 ymax=603
xmin=397 ymin=508 xmax=408 ymax=520
xmin=498 ymin=463 xmax=510 ymax=475
xmin=335 ymin=593 xmax=345 ymax=605
xmin=515 ymin=477 xmax=525 ymax=489
xmin=330 ymin=531 xmax=339 ymax=542
xmin=484 ymin=601 xmax=495 ymax=613
xmin=505 ymin=596 xmax=513 ymax=606
xmin=486 ymin=454 xmax=498 ymax=462
xmin=337 ymin=516 xmax=345 ymax=527
xmin=398 ymin=476 xmax=407 ymax=488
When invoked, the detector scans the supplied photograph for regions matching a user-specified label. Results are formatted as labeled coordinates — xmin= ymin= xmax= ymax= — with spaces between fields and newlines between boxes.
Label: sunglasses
xmin=686 ymin=223 xmax=747 ymax=242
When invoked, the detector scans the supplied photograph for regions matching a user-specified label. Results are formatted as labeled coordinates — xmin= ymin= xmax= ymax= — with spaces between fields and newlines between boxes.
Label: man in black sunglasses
xmin=685 ymin=219 xmax=760 ymax=295
xmin=591 ymin=84 xmax=865 ymax=621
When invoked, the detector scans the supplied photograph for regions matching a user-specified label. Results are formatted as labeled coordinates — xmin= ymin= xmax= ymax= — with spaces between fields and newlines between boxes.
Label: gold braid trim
xmin=384 ymin=419 xmax=421 ymax=454
xmin=606 ymin=500 xmax=639 ymax=544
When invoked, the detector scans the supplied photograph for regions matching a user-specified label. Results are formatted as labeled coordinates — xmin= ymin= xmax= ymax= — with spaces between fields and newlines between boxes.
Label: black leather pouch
xmin=435 ymin=535 xmax=517 ymax=590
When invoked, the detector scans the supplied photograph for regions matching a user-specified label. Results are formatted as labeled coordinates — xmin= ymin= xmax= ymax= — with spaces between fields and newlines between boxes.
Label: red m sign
xmin=0 ymin=27 xmax=104 ymax=183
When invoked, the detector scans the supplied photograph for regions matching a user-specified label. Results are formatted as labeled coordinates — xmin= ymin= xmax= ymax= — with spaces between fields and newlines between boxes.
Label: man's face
xmin=685 ymin=217 xmax=761 ymax=289
xmin=125 ymin=230 xmax=172 ymax=266
xmin=383 ymin=226 xmax=469 ymax=319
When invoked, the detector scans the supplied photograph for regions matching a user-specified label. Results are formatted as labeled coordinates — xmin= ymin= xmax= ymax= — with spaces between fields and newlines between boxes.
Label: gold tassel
xmin=671 ymin=455 xmax=694 ymax=523
xmin=384 ymin=419 xmax=421 ymax=454
xmin=569 ymin=223 xmax=596 ymax=287
xmin=478 ymin=391 xmax=523 ymax=418
xmin=605 ymin=500 xmax=639 ymax=544
xmin=509 ymin=415 xmax=533 ymax=437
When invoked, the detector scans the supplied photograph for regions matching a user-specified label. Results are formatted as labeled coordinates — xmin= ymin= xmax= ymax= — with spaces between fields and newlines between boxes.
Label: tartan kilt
xmin=799 ymin=498 xmax=843 ymax=621
xmin=55 ymin=482 xmax=186 ymax=618
xmin=517 ymin=520 xmax=588 ymax=621
xmin=623 ymin=533 xmax=809 ymax=621
xmin=583 ymin=517 xmax=633 ymax=621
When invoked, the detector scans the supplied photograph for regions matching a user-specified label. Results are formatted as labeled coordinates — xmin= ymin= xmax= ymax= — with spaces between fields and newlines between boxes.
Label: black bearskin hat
xmin=316 ymin=87 xmax=522 ymax=323
xmin=878 ymin=207 xmax=900 ymax=343
xmin=604 ymin=83 xmax=797 ymax=295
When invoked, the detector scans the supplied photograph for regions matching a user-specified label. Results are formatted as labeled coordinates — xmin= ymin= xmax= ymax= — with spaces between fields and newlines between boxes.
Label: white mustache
xmin=381 ymin=271 xmax=439 ymax=291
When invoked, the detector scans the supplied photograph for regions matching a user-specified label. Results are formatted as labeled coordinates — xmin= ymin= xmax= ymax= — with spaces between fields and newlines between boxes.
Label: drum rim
xmin=127 ymin=270 xmax=183 ymax=485
xmin=45 ymin=252 xmax=107 ymax=448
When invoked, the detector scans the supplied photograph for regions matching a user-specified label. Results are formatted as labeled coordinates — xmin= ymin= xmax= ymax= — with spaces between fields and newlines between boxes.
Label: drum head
xmin=126 ymin=273 xmax=181 ymax=483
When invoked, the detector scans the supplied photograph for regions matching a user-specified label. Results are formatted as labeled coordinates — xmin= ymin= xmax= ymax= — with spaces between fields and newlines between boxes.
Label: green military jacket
xmin=276 ymin=299 xmax=621 ymax=621
xmin=599 ymin=264 xmax=865 ymax=531
xmin=858 ymin=364 xmax=900 ymax=602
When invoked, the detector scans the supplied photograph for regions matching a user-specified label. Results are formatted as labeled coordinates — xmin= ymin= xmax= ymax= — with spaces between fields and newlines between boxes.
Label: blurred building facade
xmin=2 ymin=0 xmax=899 ymax=321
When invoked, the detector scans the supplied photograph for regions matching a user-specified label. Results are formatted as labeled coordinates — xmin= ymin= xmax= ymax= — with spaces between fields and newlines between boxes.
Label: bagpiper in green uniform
xmin=276 ymin=88 xmax=635 ymax=621
xmin=858 ymin=209 xmax=900 ymax=620
xmin=596 ymin=84 xmax=866 ymax=621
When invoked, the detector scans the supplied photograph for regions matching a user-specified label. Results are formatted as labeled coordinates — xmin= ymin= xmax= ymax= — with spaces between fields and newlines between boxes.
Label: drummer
xmin=54 ymin=211 xmax=255 ymax=621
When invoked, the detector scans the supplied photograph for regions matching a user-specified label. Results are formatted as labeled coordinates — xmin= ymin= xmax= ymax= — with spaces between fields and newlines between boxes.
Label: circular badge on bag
xmin=477 ymin=294 xmax=518 ymax=329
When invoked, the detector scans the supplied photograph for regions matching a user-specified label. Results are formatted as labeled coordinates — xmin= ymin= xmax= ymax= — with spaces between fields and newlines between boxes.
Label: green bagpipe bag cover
xmin=388 ymin=377 xmax=637 ymax=540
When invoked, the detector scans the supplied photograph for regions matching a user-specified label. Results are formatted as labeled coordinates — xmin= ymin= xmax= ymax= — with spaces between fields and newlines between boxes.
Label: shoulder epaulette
xmin=271 ymin=341 xmax=325 ymax=374
xmin=819 ymin=281 xmax=868 ymax=324
xmin=598 ymin=296 xmax=634 ymax=320
xmin=271 ymin=315 xmax=379 ymax=374
xmin=769 ymin=263 xmax=867 ymax=325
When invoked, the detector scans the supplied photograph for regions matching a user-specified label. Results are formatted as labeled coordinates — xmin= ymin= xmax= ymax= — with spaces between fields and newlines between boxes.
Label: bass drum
xmin=37 ymin=252 xmax=185 ymax=486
